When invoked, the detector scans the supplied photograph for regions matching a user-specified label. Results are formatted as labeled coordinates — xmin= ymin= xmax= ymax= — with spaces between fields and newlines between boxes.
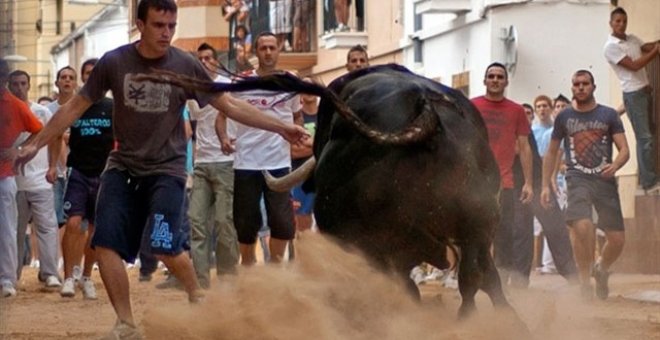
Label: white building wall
xmin=82 ymin=6 xmax=129 ymax=62
xmin=405 ymin=0 xmax=611 ymax=104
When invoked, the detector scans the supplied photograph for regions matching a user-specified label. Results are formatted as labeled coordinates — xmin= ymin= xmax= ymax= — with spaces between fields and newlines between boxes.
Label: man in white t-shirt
xmin=224 ymin=32 xmax=301 ymax=264
xmin=604 ymin=7 xmax=660 ymax=194
xmin=8 ymin=70 xmax=61 ymax=289
xmin=187 ymin=43 xmax=240 ymax=288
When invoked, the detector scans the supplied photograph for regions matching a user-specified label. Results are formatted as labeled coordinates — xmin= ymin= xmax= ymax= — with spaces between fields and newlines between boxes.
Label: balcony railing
xmin=225 ymin=0 xmax=317 ymax=72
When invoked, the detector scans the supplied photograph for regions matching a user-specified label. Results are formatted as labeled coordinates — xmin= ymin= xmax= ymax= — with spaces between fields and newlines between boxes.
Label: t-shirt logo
xmin=124 ymin=73 xmax=171 ymax=113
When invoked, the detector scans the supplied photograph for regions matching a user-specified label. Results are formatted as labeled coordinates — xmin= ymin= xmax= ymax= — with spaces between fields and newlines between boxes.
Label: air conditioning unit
xmin=413 ymin=0 xmax=472 ymax=15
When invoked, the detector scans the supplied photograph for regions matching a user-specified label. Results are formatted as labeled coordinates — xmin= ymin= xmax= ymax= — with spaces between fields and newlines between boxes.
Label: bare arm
xmin=601 ymin=133 xmax=630 ymax=178
xmin=517 ymin=135 xmax=533 ymax=204
xmin=617 ymin=42 xmax=659 ymax=71
xmin=209 ymin=92 xmax=309 ymax=144
xmin=214 ymin=112 xmax=235 ymax=155
xmin=15 ymin=94 xmax=92 ymax=170
xmin=541 ymin=139 xmax=562 ymax=209
xmin=641 ymin=40 xmax=660 ymax=52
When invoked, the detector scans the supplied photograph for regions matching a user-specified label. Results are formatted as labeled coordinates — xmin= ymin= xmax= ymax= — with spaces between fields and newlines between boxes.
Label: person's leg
xmin=623 ymin=89 xmax=657 ymax=189
xmin=15 ymin=190 xmax=29 ymax=281
xmin=511 ymin=183 xmax=534 ymax=288
xmin=146 ymin=174 xmax=201 ymax=301
xmin=493 ymin=189 xmax=515 ymax=283
xmin=568 ymin=219 xmax=595 ymax=285
xmin=0 ymin=178 xmax=19 ymax=293
xmin=264 ymin=168 xmax=296 ymax=263
xmin=233 ymin=170 xmax=266 ymax=266
xmin=27 ymin=190 xmax=60 ymax=283
xmin=599 ymin=231 xmax=624 ymax=270
xmin=532 ymin=190 xmax=578 ymax=281
xmin=62 ymin=216 xmax=85 ymax=280
xmin=92 ymin=169 xmax=142 ymax=325
xmin=211 ymin=162 xmax=239 ymax=275
xmin=334 ymin=0 xmax=348 ymax=27
xmin=96 ymin=246 xmax=135 ymax=325
xmin=188 ymin=165 xmax=213 ymax=286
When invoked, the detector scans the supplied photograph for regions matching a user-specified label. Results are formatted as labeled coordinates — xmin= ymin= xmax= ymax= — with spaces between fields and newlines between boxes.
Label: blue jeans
xmin=623 ymin=88 xmax=657 ymax=189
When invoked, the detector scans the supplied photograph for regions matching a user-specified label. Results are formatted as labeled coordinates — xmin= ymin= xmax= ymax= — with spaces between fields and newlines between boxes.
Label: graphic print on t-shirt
xmin=566 ymin=118 xmax=609 ymax=175
xmin=124 ymin=73 xmax=171 ymax=112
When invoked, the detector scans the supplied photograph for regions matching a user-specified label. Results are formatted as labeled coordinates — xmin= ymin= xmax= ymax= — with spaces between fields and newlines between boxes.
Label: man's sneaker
xmin=155 ymin=275 xmax=183 ymax=290
xmin=138 ymin=273 xmax=152 ymax=282
xmin=100 ymin=320 xmax=142 ymax=340
xmin=592 ymin=263 xmax=610 ymax=300
xmin=60 ymin=278 xmax=76 ymax=297
xmin=80 ymin=278 xmax=97 ymax=300
xmin=1 ymin=282 xmax=17 ymax=298
xmin=72 ymin=265 xmax=83 ymax=282
xmin=45 ymin=275 xmax=62 ymax=288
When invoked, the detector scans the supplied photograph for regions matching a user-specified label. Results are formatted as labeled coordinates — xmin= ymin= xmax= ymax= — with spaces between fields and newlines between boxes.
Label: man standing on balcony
xmin=604 ymin=7 xmax=660 ymax=194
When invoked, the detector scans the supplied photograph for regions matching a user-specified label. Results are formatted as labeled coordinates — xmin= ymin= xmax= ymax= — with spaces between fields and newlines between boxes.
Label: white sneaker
xmin=1 ymin=282 xmax=17 ymax=298
xmin=72 ymin=265 xmax=82 ymax=282
xmin=645 ymin=182 xmax=660 ymax=195
xmin=80 ymin=278 xmax=98 ymax=300
xmin=45 ymin=275 xmax=62 ymax=288
xmin=60 ymin=278 xmax=76 ymax=297
xmin=29 ymin=259 xmax=40 ymax=268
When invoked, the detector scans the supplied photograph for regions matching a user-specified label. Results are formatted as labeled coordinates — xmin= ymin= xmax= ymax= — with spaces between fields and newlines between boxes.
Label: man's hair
xmin=533 ymin=95 xmax=552 ymax=107
xmin=197 ymin=42 xmax=218 ymax=59
xmin=610 ymin=7 xmax=627 ymax=20
xmin=484 ymin=62 xmax=508 ymax=80
xmin=254 ymin=31 xmax=277 ymax=50
xmin=9 ymin=70 xmax=30 ymax=84
xmin=573 ymin=69 xmax=595 ymax=85
xmin=56 ymin=66 xmax=76 ymax=81
xmin=346 ymin=45 xmax=368 ymax=62
xmin=522 ymin=103 xmax=533 ymax=111
xmin=554 ymin=94 xmax=570 ymax=105
xmin=137 ymin=0 xmax=177 ymax=22
xmin=80 ymin=58 xmax=99 ymax=78
xmin=0 ymin=58 xmax=8 ymax=77
xmin=37 ymin=96 xmax=53 ymax=104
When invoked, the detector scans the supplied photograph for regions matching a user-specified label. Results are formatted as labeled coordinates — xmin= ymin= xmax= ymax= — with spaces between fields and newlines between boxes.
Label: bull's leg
xmin=478 ymin=247 xmax=510 ymax=308
xmin=457 ymin=244 xmax=480 ymax=319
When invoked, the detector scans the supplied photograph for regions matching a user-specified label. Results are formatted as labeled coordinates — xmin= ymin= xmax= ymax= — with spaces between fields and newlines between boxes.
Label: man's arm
xmin=541 ymin=139 xmax=562 ymax=209
xmin=641 ymin=40 xmax=660 ymax=52
xmin=617 ymin=42 xmax=659 ymax=71
xmin=209 ymin=92 xmax=309 ymax=144
xmin=601 ymin=133 xmax=630 ymax=178
xmin=15 ymin=94 xmax=92 ymax=170
xmin=517 ymin=134 xmax=534 ymax=204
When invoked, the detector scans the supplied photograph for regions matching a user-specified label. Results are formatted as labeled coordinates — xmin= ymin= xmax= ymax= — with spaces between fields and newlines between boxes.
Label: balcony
xmin=319 ymin=0 xmax=367 ymax=50
xmin=225 ymin=0 xmax=317 ymax=73
xmin=413 ymin=0 xmax=472 ymax=15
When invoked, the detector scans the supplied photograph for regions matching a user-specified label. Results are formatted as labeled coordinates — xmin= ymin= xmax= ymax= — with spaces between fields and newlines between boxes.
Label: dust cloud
xmin=142 ymin=233 xmax=652 ymax=340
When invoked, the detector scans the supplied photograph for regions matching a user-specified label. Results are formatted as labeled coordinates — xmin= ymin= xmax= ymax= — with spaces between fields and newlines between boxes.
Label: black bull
xmin=137 ymin=64 xmax=518 ymax=319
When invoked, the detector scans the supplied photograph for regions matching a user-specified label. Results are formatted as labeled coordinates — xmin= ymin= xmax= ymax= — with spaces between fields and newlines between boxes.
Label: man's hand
xmin=520 ymin=183 xmax=533 ymax=204
xmin=281 ymin=124 xmax=311 ymax=146
xmin=601 ymin=163 xmax=618 ymax=178
xmin=46 ymin=166 xmax=58 ymax=184
xmin=220 ymin=138 xmax=236 ymax=155
xmin=540 ymin=186 xmax=552 ymax=210
xmin=12 ymin=144 xmax=39 ymax=176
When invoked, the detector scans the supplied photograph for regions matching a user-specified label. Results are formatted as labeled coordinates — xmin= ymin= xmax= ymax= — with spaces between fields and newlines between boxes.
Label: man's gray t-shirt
xmin=551 ymin=104 xmax=625 ymax=179
xmin=80 ymin=42 xmax=214 ymax=179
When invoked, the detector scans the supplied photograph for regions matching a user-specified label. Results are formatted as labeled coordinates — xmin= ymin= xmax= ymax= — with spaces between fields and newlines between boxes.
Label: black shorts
xmin=233 ymin=168 xmax=295 ymax=244
xmin=91 ymin=169 xmax=189 ymax=262
xmin=63 ymin=168 xmax=101 ymax=221
xmin=565 ymin=176 xmax=624 ymax=231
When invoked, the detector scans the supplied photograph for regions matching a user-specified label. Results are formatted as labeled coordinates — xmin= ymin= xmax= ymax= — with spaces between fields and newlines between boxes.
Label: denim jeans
xmin=623 ymin=88 xmax=657 ymax=189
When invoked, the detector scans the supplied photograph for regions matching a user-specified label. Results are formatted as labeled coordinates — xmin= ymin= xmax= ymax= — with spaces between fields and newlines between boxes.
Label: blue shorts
xmin=292 ymin=184 xmax=315 ymax=215
xmin=565 ymin=176 xmax=624 ymax=231
xmin=63 ymin=168 xmax=101 ymax=221
xmin=91 ymin=169 xmax=189 ymax=262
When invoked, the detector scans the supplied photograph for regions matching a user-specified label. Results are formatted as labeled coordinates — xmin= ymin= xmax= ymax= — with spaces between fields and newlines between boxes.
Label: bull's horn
xmin=263 ymin=157 xmax=316 ymax=192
